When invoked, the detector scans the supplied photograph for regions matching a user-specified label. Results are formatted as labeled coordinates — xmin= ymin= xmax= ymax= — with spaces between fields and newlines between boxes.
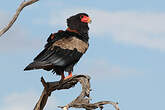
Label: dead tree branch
xmin=0 ymin=0 xmax=39 ymax=37
xmin=34 ymin=75 xmax=120 ymax=110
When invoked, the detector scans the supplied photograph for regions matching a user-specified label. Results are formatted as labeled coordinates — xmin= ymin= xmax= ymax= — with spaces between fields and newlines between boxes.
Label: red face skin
xmin=81 ymin=15 xmax=91 ymax=23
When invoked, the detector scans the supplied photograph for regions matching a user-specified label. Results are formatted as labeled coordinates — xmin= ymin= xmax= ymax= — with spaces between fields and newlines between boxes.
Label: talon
xmin=60 ymin=73 xmax=65 ymax=80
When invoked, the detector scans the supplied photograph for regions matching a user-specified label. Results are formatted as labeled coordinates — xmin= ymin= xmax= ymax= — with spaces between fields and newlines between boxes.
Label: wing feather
xmin=24 ymin=33 xmax=87 ymax=71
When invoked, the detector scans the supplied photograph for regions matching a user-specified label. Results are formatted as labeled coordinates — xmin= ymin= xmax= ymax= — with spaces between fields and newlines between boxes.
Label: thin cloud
xmin=0 ymin=91 xmax=58 ymax=110
xmin=91 ymin=10 xmax=165 ymax=51
xmin=0 ymin=10 xmax=43 ymax=53
xmin=75 ymin=59 xmax=141 ymax=80
xmin=0 ymin=10 xmax=9 ymax=29
xmin=0 ymin=27 xmax=42 ymax=53
xmin=0 ymin=91 xmax=38 ymax=110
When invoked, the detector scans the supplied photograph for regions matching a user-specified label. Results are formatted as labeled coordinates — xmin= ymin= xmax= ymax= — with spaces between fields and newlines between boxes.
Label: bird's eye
xmin=80 ymin=15 xmax=84 ymax=19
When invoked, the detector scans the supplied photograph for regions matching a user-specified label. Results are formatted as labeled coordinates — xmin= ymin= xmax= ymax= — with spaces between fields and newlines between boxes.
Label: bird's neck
xmin=66 ymin=27 xmax=89 ymax=42
xmin=66 ymin=28 xmax=79 ymax=34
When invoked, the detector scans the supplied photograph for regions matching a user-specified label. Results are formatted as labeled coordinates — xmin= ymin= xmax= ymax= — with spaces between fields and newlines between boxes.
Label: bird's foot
xmin=60 ymin=72 xmax=73 ymax=81
xmin=60 ymin=73 xmax=65 ymax=81
xmin=64 ymin=73 xmax=72 ymax=80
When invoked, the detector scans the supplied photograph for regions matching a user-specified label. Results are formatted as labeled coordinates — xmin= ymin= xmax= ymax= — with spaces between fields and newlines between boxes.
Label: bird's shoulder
xmin=46 ymin=30 xmax=65 ymax=44
xmin=45 ymin=30 xmax=89 ymax=53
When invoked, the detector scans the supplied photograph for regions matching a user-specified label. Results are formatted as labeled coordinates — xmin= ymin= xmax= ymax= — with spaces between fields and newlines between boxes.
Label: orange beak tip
xmin=88 ymin=19 xmax=92 ymax=24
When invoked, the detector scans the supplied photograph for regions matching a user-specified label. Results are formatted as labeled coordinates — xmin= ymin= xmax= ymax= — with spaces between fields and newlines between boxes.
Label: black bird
xmin=24 ymin=13 xmax=91 ymax=80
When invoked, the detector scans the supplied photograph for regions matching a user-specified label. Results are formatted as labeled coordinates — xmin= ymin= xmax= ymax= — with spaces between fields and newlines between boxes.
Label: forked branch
xmin=0 ymin=0 xmax=39 ymax=37
xmin=34 ymin=75 xmax=120 ymax=110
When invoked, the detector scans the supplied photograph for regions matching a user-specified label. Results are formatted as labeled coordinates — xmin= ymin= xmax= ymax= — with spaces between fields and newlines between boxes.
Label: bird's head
xmin=67 ymin=13 xmax=91 ymax=35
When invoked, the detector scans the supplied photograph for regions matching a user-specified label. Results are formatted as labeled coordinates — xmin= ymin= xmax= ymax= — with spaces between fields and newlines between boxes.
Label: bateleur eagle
xmin=24 ymin=13 xmax=91 ymax=80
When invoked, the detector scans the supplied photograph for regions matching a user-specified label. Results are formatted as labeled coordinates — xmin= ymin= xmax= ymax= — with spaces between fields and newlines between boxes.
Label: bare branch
xmin=34 ymin=75 xmax=120 ymax=110
xmin=0 ymin=0 xmax=39 ymax=37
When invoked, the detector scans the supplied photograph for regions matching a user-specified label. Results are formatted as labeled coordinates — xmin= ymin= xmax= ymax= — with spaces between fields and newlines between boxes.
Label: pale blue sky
xmin=0 ymin=0 xmax=165 ymax=110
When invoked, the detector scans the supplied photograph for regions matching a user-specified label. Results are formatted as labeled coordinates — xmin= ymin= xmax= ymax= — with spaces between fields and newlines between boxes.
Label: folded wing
xmin=24 ymin=34 xmax=88 ymax=71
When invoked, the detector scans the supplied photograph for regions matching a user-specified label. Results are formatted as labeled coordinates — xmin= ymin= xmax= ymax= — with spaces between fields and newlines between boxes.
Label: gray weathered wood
xmin=0 ymin=0 xmax=39 ymax=37
xmin=34 ymin=75 xmax=120 ymax=110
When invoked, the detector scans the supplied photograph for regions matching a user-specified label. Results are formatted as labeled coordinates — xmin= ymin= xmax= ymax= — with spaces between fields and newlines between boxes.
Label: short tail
xmin=24 ymin=61 xmax=51 ymax=71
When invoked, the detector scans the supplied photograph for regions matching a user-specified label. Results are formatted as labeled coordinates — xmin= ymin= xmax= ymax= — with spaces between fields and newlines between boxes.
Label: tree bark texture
xmin=34 ymin=75 xmax=120 ymax=110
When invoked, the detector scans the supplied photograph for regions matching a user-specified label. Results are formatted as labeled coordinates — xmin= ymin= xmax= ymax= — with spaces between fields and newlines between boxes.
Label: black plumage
xmin=24 ymin=13 xmax=91 ymax=79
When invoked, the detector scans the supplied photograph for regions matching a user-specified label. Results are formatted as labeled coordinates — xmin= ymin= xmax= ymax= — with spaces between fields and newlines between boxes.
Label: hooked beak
xmin=81 ymin=16 xmax=92 ymax=24
xmin=87 ymin=17 xmax=92 ymax=24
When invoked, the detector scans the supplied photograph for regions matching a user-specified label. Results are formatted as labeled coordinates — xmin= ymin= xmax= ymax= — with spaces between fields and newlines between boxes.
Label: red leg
xmin=64 ymin=72 xmax=73 ymax=80
xmin=61 ymin=73 xmax=65 ymax=80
